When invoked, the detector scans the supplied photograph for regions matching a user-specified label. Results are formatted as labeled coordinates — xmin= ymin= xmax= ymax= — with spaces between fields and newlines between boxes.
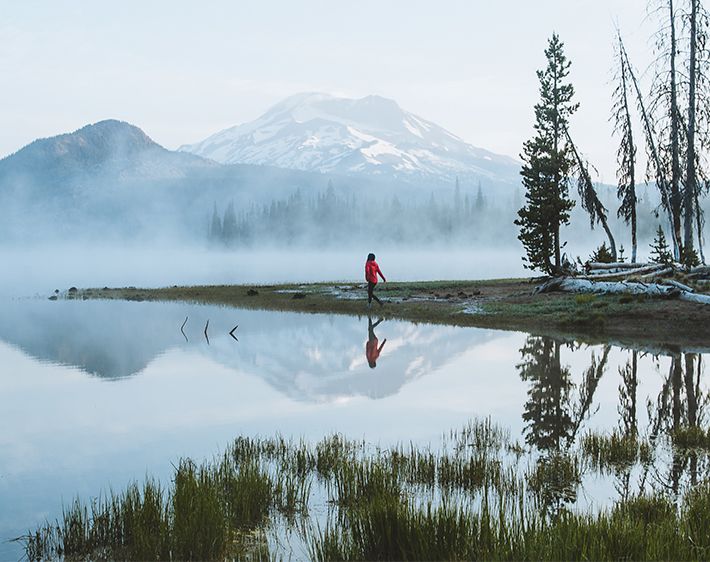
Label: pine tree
xmin=589 ymin=242 xmax=614 ymax=264
xmin=209 ymin=203 xmax=222 ymax=241
xmin=453 ymin=177 xmax=462 ymax=227
xmin=515 ymin=33 xmax=577 ymax=275
xmin=475 ymin=182 xmax=485 ymax=212
xmin=222 ymin=201 xmax=238 ymax=243
xmin=649 ymin=225 xmax=674 ymax=264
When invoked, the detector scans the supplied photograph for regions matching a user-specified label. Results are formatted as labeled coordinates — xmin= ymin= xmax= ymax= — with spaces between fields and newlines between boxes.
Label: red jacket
xmin=365 ymin=260 xmax=385 ymax=284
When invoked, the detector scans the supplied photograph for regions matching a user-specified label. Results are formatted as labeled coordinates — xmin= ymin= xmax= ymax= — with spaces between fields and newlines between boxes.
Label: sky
xmin=1 ymin=0 xmax=659 ymax=181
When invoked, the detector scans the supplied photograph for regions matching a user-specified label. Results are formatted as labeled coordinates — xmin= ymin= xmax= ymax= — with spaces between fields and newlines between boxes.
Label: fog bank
xmin=0 ymin=244 xmax=530 ymax=297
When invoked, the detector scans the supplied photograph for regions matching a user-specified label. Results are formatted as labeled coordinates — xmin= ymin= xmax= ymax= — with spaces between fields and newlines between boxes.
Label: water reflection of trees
xmin=517 ymin=336 xmax=589 ymax=516
xmin=518 ymin=335 xmax=709 ymax=514
xmin=646 ymin=353 xmax=708 ymax=496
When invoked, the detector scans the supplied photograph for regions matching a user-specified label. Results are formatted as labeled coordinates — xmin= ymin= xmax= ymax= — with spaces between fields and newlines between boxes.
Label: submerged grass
xmin=581 ymin=430 xmax=646 ymax=472
xmin=24 ymin=419 xmax=710 ymax=561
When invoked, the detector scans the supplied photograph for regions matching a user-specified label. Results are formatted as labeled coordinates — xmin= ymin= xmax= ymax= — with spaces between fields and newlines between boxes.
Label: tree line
xmin=517 ymin=0 xmax=710 ymax=274
xmin=206 ymin=180 xmax=520 ymax=247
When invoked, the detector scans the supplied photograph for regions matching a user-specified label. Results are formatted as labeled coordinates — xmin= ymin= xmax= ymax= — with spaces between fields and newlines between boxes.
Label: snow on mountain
xmin=180 ymin=93 xmax=521 ymax=185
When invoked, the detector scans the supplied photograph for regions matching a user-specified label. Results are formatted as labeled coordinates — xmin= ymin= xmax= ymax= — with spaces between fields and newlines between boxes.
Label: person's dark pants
xmin=367 ymin=281 xmax=382 ymax=305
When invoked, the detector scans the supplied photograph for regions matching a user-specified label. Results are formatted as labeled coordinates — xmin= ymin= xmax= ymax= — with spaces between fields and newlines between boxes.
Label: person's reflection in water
xmin=366 ymin=316 xmax=387 ymax=369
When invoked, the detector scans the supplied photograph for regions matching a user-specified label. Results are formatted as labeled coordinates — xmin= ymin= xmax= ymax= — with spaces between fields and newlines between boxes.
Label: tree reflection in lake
xmin=614 ymin=350 xmax=639 ymax=500
xmin=645 ymin=352 xmax=708 ymax=497
xmin=517 ymin=336 xmax=579 ymax=516
xmin=519 ymin=335 xmax=710 ymax=516
xmin=518 ymin=336 xmax=615 ymax=516
xmin=518 ymin=336 xmax=575 ymax=451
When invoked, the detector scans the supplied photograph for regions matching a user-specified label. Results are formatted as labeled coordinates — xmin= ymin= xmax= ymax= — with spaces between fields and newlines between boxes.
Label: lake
xmin=1 ymin=296 xmax=705 ymax=560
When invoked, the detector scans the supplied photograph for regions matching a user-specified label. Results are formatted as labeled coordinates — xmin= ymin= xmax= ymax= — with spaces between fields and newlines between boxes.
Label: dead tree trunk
xmin=613 ymin=31 xmax=639 ymax=263
xmin=622 ymin=40 xmax=679 ymax=255
xmin=565 ymin=129 xmax=617 ymax=260
xmin=669 ymin=0 xmax=683 ymax=260
xmin=684 ymin=0 xmax=699 ymax=263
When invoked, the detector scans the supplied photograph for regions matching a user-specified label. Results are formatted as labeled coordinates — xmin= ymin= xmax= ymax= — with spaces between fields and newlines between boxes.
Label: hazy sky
xmin=2 ymin=0 xmax=657 ymax=180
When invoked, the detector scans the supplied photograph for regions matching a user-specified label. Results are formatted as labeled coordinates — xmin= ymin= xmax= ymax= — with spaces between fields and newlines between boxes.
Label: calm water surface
xmin=0 ymin=298 xmax=705 ymax=560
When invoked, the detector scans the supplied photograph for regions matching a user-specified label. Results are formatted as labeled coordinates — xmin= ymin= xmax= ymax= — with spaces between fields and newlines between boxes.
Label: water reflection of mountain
xmin=0 ymin=299 xmax=499 ymax=401
xmin=0 ymin=299 xmax=182 ymax=378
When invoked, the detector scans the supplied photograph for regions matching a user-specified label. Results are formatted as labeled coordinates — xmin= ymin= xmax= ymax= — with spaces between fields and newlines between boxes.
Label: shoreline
xmin=74 ymin=278 xmax=710 ymax=353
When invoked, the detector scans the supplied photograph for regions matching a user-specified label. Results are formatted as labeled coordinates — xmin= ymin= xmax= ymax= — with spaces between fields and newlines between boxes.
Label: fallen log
xmin=637 ymin=267 xmax=674 ymax=281
xmin=680 ymin=292 xmax=710 ymax=305
xmin=535 ymin=277 xmax=710 ymax=305
xmin=587 ymin=262 xmax=652 ymax=270
xmin=535 ymin=277 xmax=679 ymax=297
xmin=580 ymin=264 xmax=667 ymax=281
xmin=664 ymin=279 xmax=694 ymax=293
xmin=588 ymin=267 xmax=640 ymax=276
xmin=690 ymin=265 xmax=710 ymax=275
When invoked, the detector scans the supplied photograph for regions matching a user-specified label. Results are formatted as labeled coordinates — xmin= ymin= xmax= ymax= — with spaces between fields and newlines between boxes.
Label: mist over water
xmin=0 ymin=244 xmax=529 ymax=297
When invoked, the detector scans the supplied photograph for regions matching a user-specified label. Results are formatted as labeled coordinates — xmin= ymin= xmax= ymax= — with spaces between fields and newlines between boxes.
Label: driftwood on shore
xmin=536 ymin=277 xmax=680 ymax=297
xmin=537 ymin=261 xmax=710 ymax=305
xmin=583 ymin=263 xmax=669 ymax=280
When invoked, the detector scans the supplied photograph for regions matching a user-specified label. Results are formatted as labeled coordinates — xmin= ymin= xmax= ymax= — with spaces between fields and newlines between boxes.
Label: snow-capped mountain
xmin=180 ymin=93 xmax=521 ymax=185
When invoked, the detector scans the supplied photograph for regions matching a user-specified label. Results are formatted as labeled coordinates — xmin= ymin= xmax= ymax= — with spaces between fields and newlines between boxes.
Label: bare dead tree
xmin=680 ymin=0 xmax=710 ymax=264
xmin=648 ymin=0 xmax=710 ymax=264
xmin=564 ymin=128 xmax=617 ymax=260
xmin=612 ymin=31 xmax=639 ymax=262
xmin=649 ymin=0 xmax=684 ymax=260
xmin=620 ymin=38 xmax=679 ymax=253
xmin=684 ymin=0 xmax=699 ymax=261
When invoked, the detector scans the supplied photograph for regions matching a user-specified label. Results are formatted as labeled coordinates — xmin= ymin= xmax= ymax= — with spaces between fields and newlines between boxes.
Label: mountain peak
xmin=56 ymin=119 xmax=158 ymax=153
xmin=180 ymin=93 xmax=521 ymax=185
xmin=3 ymin=119 xmax=161 ymax=166
xmin=1 ymin=119 xmax=212 ymax=181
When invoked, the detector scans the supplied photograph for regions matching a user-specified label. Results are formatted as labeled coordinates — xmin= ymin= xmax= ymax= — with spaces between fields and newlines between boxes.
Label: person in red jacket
xmin=365 ymin=253 xmax=386 ymax=308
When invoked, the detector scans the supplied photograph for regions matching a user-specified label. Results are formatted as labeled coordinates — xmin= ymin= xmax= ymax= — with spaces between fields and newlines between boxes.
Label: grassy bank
xmin=75 ymin=278 xmax=710 ymax=350
xmin=22 ymin=419 xmax=710 ymax=561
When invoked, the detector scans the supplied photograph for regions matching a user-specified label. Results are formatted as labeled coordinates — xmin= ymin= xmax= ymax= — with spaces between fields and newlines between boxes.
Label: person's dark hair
xmin=367 ymin=253 xmax=376 ymax=261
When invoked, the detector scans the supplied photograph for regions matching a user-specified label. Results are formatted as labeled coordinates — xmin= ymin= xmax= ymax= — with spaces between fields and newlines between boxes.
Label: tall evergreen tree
xmin=222 ymin=201 xmax=238 ymax=243
xmin=453 ymin=177 xmax=462 ymax=227
xmin=209 ymin=202 xmax=222 ymax=241
xmin=475 ymin=181 xmax=485 ymax=212
xmin=515 ymin=33 xmax=577 ymax=274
